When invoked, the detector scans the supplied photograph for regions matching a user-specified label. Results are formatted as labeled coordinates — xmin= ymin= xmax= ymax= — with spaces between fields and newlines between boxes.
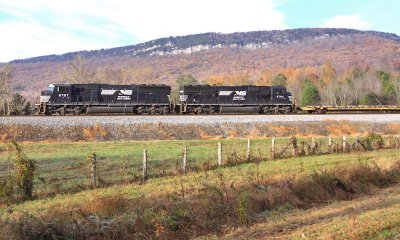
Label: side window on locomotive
xmin=57 ymin=86 xmax=69 ymax=93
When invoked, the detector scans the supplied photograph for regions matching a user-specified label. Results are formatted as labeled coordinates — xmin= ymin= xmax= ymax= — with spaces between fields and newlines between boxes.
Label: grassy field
xmin=224 ymin=184 xmax=400 ymax=239
xmin=0 ymin=137 xmax=400 ymax=239
xmin=0 ymin=138 xmax=399 ymax=239
xmin=0 ymin=137 xmax=360 ymax=197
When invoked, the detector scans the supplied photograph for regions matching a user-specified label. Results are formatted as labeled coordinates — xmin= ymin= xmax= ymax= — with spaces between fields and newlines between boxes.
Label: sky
xmin=0 ymin=0 xmax=399 ymax=62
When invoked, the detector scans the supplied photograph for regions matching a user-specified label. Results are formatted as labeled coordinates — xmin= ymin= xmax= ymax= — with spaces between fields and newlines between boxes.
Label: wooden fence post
xmin=182 ymin=145 xmax=187 ymax=174
xmin=328 ymin=137 xmax=332 ymax=153
xmin=387 ymin=136 xmax=392 ymax=149
xmin=342 ymin=136 xmax=347 ymax=152
xmin=217 ymin=142 xmax=222 ymax=166
xmin=271 ymin=137 xmax=276 ymax=159
xmin=246 ymin=139 xmax=251 ymax=160
xmin=88 ymin=153 xmax=97 ymax=188
xmin=291 ymin=136 xmax=298 ymax=157
xmin=311 ymin=137 xmax=316 ymax=154
xmin=143 ymin=149 xmax=148 ymax=180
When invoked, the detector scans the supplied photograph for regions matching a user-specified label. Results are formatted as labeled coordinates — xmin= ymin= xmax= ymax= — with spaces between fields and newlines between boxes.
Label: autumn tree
xmin=271 ymin=73 xmax=287 ymax=86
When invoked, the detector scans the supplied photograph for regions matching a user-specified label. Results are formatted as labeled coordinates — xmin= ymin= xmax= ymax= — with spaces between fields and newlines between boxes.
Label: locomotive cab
xmin=40 ymin=84 xmax=55 ymax=104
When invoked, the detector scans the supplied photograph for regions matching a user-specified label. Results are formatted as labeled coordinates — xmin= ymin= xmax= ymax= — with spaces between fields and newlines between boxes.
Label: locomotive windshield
xmin=47 ymin=84 xmax=55 ymax=93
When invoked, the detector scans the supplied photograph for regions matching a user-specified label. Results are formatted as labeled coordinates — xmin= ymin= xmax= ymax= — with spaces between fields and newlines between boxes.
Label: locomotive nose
xmin=40 ymin=90 xmax=52 ymax=103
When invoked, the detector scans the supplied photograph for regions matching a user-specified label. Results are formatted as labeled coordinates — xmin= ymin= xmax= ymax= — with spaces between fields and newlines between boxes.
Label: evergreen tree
xmin=300 ymin=79 xmax=320 ymax=106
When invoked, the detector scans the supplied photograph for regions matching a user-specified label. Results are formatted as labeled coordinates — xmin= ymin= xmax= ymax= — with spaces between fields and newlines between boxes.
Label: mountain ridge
xmin=10 ymin=28 xmax=400 ymax=64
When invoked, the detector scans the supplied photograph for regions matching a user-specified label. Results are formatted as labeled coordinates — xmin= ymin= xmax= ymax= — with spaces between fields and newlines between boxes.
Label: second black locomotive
xmin=179 ymin=85 xmax=293 ymax=114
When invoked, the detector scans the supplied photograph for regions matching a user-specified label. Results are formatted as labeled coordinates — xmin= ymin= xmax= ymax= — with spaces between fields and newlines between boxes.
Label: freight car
xmin=38 ymin=83 xmax=171 ymax=115
xmin=36 ymin=83 xmax=294 ymax=115
xmin=178 ymin=85 xmax=293 ymax=114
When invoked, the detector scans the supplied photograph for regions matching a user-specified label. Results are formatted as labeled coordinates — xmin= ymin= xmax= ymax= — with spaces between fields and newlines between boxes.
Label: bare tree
xmin=64 ymin=55 xmax=98 ymax=83
xmin=392 ymin=72 xmax=400 ymax=104
xmin=336 ymin=79 xmax=355 ymax=106
xmin=0 ymin=65 xmax=13 ymax=115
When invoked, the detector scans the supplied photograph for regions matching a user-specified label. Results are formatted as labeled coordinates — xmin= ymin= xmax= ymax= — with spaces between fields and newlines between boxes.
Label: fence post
xmin=328 ymin=137 xmax=332 ymax=153
xmin=182 ymin=145 xmax=187 ymax=174
xmin=342 ymin=136 xmax=347 ymax=152
xmin=217 ymin=142 xmax=222 ymax=166
xmin=271 ymin=137 xmax=276 ymax=159
xmin=143 ymin=149 xmax=148 ymax=180
xmin=246 ymin=139 xmax=251 ymax=160
xmin=387 ymin=136 xmax=392 ymax=149
xmin=88 ymin=153 xmax=97 ymax=188
xmin=311 ymin=137 xmax=316 ymax=154
xmin=291 ymin=136 xmax=298 ymax=157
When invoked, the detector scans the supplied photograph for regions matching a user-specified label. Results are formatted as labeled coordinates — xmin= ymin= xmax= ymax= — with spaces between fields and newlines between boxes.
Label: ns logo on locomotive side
xmin=37 ymin=83 xmax=294 ymax=115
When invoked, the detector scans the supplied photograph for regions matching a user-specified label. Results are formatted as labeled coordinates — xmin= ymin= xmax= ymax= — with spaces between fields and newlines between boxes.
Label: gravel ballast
xmin=1 ymin=114 xmax=400 ymax=127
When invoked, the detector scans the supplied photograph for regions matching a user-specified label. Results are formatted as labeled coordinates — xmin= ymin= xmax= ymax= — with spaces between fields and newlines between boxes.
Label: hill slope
xmin=6 ymin=28 xmax=400 ymax=99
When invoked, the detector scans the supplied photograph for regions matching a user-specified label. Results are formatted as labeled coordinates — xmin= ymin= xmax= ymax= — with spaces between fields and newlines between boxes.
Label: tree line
xmin=2 ymin=55 xmax=400 ymax=116
xmin=200 ymin=61 xmax=400 ymax=106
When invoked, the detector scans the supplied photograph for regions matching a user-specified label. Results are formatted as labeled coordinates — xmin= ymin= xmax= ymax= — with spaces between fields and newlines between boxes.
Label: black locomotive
xmin=37 ymin=83 xmax=293 ymax=115
xmin=179 ymin=85 xmax=293 ymax=114
xmin=38 ymin=83 xmax=171 ymax=115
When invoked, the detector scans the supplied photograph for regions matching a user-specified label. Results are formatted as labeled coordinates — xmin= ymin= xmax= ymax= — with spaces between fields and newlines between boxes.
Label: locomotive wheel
xmin=149 ymin=106 xmax=156 ymax=115
xmin=60 ymin=107 xmax=66 ymax=116
xmin=162 ymin=107 xmax=169 ymax=114
xmin=137 ymin=107 xmax=144 ymax=115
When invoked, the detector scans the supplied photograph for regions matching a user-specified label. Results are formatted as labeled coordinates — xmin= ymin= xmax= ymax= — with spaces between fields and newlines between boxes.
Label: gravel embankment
xmin=1 ymin=114 xmax=400 ymax=127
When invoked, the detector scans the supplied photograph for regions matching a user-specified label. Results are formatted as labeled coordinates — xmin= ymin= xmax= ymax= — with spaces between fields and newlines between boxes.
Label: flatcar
xmin=38 ymin=83 xmax=171 ymax=115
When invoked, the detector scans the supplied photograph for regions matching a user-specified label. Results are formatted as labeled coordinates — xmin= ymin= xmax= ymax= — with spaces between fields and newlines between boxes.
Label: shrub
xmin=7 ymin=141 xmax=35 ymax=200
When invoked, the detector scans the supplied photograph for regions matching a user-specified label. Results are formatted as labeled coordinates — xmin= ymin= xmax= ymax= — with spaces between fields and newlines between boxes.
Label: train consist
xmin=37 ymin=83 xmax=294 ymax=115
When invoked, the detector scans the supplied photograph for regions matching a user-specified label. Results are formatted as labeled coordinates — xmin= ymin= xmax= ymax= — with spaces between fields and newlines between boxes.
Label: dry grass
xmin=3 ymin=120 xmax=400 ymax=142
xmin=325 ymin=120 xmax=362 ymax=136
xmin=1 ymin=158 xmax=400 ymax=239
xmin=82 ymin=123 xmax=108 ymax=141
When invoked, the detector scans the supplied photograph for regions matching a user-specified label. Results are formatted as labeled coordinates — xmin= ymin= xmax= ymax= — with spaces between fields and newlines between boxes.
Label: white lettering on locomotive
xmin=235 ymin=91 xmax=246 ymax=96
xmin=119 ymin=90 xmax=133 ymax=95
xmin=59 ymin=94 xmax=69 ymax=97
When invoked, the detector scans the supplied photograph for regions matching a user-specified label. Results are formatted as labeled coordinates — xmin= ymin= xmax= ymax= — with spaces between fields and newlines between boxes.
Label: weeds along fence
xmin=1 ymin=134 xmax=399 ymax=200
xmin=90 ymin=134 xmax=400 ymax=181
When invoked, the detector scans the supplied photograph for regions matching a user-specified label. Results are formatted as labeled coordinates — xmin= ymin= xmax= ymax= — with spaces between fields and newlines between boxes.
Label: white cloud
xmin=321 ymin=14 xmax=371 ymax=30
xmin=0 ymin=0 xmax=287 ymax=62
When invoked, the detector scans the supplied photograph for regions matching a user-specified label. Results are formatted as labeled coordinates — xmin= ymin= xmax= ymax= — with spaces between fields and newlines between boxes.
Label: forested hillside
xmin=2 ymin=28 xmax=400 ymax=105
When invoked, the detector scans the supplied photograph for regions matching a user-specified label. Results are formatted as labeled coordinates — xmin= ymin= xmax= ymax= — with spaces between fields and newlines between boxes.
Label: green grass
xmin=0 ymin=137 xmax=396 ymax=198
